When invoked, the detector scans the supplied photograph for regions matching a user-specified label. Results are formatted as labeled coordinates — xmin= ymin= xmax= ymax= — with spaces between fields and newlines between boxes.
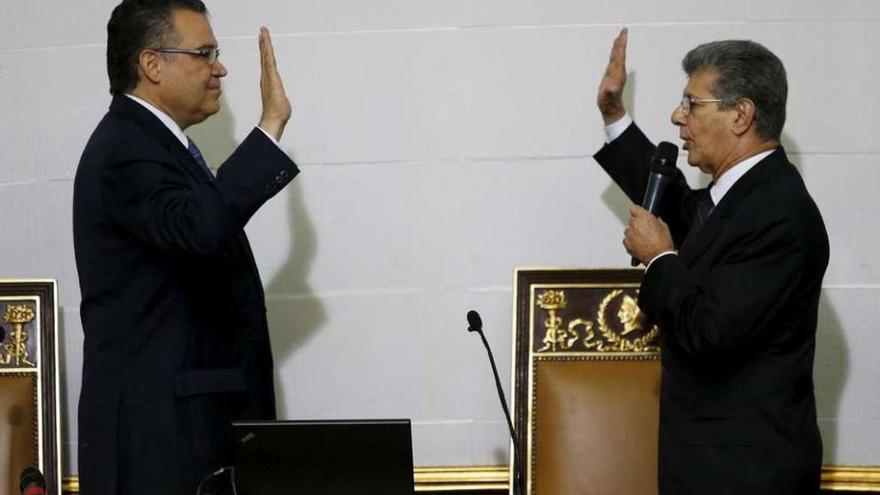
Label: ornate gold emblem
xmin=535 ymin=288 xmax=659 ymax=353
xmin=1 ymin=303 xmax=37 ymax=367
xmin=537 ymin=290 xmax=579 ymax=352
xmin=594 ymin=290 xmax=659 ymax=352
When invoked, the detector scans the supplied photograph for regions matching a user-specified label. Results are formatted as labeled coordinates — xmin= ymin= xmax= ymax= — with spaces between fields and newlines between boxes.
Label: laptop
xmin=232 ymin=419 xmax=414 ymax=495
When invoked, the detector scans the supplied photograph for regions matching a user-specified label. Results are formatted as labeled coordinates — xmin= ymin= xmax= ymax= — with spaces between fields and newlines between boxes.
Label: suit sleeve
xmin=593 ymin=123 xmax=694 ymax=245
xmin=638 ymin=214 xmax=806 ymax=358
xmin=101 ymin=128 xmax=299 ymax=256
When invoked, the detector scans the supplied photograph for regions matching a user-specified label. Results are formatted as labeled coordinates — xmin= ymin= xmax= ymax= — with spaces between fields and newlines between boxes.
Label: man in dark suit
xmin=73 ymin=1 xmax=297 ymax=493
xmin=593 ymin=29 xmax=829 ymax=494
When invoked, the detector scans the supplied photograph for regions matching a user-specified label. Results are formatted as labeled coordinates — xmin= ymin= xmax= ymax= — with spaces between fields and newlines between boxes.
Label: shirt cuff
xmin=646 ymin=250 xmax=677 ymax=270
xmin=604 ymin=114 xmax=633 ymax=143
xmin=256 ymin=126 xmax=281 ymax=148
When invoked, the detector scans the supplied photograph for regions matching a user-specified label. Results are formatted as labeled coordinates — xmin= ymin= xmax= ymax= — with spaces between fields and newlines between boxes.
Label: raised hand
xmin=597 ymin=28 xmax=628 ymax=125
xmin=258 ymin=26 xmax=292 ymax=141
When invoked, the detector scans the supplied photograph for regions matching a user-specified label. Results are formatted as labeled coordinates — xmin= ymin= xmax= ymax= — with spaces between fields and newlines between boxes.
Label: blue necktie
xmin=186 ymin=138 xmax=214 ymax=179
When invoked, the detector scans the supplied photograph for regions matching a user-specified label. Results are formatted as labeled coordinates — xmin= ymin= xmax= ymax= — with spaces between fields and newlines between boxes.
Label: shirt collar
xmin=124 ymin=94 xmax=189 ymax=148
xmin=709 ymin=149 xmax=775 ymax=205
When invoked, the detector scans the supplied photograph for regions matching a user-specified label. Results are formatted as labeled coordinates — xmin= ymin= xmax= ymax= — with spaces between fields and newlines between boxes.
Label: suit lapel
xmin=109 ymin=96 xmax=211 ymax=183
xmin=679 ymin=211 xmax=722 ymax=265
xmin=679 ymin=147 xmax=790 ymax=265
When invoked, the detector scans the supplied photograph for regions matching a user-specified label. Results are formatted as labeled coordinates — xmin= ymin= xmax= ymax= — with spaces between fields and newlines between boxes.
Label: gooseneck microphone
xmin=19 ymin=467 xmax=46 ymax=495
xmin=631 ymin=141 xmax=680 ymax=266
xmin=467 ymin=310 xmax=523 ymax=495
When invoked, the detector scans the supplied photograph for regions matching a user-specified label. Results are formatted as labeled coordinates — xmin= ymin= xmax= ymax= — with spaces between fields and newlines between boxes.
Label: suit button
xmin=280 ymin=170 xmax=289 ymax=179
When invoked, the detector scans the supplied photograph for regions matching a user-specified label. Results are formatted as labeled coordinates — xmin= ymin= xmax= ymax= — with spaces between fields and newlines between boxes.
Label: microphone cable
xmin=195 ymin=465 xmax=238 ymax=495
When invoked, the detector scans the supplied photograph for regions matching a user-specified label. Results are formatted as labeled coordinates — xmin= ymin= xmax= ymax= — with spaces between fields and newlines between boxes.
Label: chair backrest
xmin=512 ymin=269 xmax=660 ymax=495
xmin=0 ymin=281 xmax=61 ymax=495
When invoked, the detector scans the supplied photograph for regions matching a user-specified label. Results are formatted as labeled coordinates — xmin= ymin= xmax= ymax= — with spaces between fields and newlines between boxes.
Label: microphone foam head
xmin=466 ymin=310 xmax=482 ymax=332
xmin=20 ymin=466 xmax=46 ymax=491
xmin=652 ymin=141 xmax=679 ymax=170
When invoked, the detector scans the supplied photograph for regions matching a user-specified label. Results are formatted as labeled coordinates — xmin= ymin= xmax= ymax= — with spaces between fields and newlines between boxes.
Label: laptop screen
xmin=232 ymin=419 xmax=414 ymax=495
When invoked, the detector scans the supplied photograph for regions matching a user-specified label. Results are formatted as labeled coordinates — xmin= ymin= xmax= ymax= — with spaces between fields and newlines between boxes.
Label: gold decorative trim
xmin=58 ymin=466 xmax=880 ymax=493
xmin=822 ymin=466 xmax=880 ymax=491
xmin=533 ymin=352 xmax=657 ymax=360
xmin=414 ymin=466 xmax=509 ymax=492
xmin=60 ymin=469 xmax=507 ymax=494
xmin=61 ymin=468 xmax=509 ymax=494
xmin=63 ymin=476 xmax=79 ymax=493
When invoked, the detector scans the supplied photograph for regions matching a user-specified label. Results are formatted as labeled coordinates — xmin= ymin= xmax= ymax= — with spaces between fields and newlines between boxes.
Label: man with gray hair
xmin=594 ymin=29 xmax=828 ymax=493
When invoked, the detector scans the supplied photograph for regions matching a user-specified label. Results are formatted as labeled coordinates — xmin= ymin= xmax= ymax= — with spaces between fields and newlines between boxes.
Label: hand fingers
xmin=629 ymin=205 xmax=648 ymax=217
xmin=609 ymin=27 xmax=628 ymax=67
xmin=622 ymin=231 xmax=634 ymax=254
xmin=598 ymin=28 xmax=628 ymax=116
xmin=259 ymin=26 xmax=278 ymax=74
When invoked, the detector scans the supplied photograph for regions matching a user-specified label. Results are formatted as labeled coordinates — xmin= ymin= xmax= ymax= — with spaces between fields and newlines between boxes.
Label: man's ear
xmin=731 ymin=97 xmax=756 ymax=136
xmin=138 ymin=50 xmax=162 ymax=85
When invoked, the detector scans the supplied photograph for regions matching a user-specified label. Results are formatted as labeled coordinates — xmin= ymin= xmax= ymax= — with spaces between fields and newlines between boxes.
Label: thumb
xmin=630 ymin=205 xmax=649 ymax=217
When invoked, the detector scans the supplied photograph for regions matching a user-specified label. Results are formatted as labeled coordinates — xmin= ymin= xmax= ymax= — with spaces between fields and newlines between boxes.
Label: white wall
xmin=1 ymin=0 xmax=878 ymax=474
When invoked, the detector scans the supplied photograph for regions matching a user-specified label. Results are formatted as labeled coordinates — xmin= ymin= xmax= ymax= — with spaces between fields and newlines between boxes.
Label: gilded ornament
xmin=1 ymin=303 xmax=37 ymax=367
xmin=595 ymin=290 xmax=660 ymax=353
xmin=537 ymin=290 xmax=578 ymax=352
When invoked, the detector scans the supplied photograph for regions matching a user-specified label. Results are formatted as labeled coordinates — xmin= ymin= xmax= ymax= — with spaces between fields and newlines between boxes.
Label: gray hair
xmin=682 ymin=40 xmax=787 ymax=141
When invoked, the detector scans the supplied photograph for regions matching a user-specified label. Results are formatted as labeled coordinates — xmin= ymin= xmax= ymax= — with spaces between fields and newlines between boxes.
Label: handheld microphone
xmin=466 ymin=310 xmax=523 ymax=495
xmin=19 ymin=467 xmax=46 ymax=495
xmin=631 ymin=141 xmax=679 ymax=266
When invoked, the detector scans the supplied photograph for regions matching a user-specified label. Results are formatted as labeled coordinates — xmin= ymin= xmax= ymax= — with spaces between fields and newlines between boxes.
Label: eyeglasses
xmin=680 ymin=95 xmax=723 ymax=116
xmin=153 ymin=47 xmax=221 ymax=64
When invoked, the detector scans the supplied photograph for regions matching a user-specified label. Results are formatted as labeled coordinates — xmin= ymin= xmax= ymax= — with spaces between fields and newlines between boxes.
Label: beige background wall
xmin=1 ymin=0 xmax=877 ymax=473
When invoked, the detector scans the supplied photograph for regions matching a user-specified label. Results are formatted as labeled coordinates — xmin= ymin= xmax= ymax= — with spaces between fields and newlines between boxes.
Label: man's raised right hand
xmin=258 ymin=26 xmax=292 ymax=142
xmin=597 ymin=28 xmax=628 ymax=126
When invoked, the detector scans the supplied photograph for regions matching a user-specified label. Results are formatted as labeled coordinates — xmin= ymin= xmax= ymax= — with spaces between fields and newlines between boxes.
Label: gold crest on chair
xmin=512 ymin=269 xmax=660 ymax=495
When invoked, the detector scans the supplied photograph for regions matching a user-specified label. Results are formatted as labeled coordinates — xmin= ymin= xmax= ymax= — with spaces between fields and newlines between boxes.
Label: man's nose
xmin=213 ymin=60 xmax=228 ymax=77
xmin=671 ymin=105 xmax=686 ymax=126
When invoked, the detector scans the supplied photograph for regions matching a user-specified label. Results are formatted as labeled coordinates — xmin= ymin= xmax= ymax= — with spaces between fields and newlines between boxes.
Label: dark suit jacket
xmin=594 ymin=124 xmax=829 ymax=495
xmin=73 ymin=95 xmax=298 ymax=495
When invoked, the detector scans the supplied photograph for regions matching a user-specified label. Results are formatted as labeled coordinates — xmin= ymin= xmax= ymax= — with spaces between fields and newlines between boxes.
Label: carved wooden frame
xmin=0 ymin=280 xmax=61 ymax=494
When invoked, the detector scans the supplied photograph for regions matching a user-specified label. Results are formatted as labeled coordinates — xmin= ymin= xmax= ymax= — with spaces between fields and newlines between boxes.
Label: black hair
xmin=106 ymin=0 xmax=208 ymax=95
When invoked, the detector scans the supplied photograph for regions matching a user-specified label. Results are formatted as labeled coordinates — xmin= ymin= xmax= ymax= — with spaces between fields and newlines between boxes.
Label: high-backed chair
xmin=512 ymin=269 xmax=660 ymax=495
xmin=0 ymin=280 xmax=61 ymax=494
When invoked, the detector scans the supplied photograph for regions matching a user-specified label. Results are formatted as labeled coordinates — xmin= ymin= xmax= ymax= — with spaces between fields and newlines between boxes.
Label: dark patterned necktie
xmin=681 ymin=189 xmax=715 ymax=249
xmin=186 ymin=137 xmax=214 ymax=179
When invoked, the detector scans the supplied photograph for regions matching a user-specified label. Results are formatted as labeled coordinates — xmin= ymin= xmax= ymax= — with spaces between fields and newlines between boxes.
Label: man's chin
xmin=686 ymin=154 xmax=710 ymax=173
xmin=204 ymin=101 xmax=222 ymax=118
xmin=184 ymin=107 xmax=221 ymax=128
